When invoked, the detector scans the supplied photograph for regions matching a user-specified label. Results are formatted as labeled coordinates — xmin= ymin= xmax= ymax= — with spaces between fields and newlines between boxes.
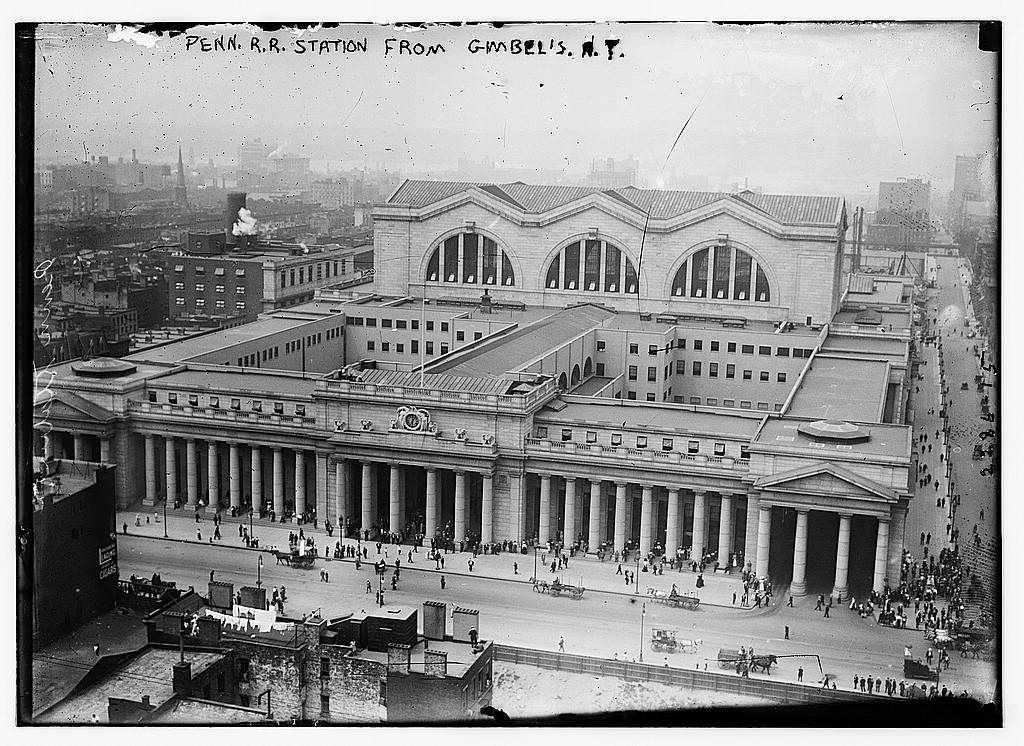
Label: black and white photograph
xmin=14 ymin=10 xmax=1005 ymax=727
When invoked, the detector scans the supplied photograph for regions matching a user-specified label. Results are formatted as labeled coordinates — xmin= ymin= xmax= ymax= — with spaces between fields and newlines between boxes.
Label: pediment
xmin=753 ymin=462 xmax=897 ymax=502
xmin=33 ymin=390 xmax=114 ymax=423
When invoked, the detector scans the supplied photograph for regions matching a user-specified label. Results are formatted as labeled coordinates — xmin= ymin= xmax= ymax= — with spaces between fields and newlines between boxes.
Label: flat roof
xmin=430 ymin=305 xmax=616 ymax=377
xmin=536 ymin=398 xmax=764 ymax=439
xmin=355 ymin=368 xmax=516 ymax=395
xmin=755 ymin=418 xmax=911 ymax=460
xmin=570 ymin=376 xmax=615 ymax=396
xmin=38 ymin=647 xmax=224 ymax=724
xmin=153 ymin=367 xmax=321 ymax=397
xmin=822 ymin=333 xmax=908 ymax=356
xmin=832 ymin=308 xmax=912 ymax=329
xmin=786 ymin=356 xmax=889 ymax=423
xmin=350 ymin=638 xmax=484 ymax=678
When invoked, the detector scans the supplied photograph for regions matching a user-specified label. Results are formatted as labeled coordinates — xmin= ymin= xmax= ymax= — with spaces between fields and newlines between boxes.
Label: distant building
xmin=29 ymin=460 xmax=118 ymax=649
xmin=311 ymin=178 xmax=355 ymax=209
xmin=587 ymin=156 xmax=640 ymax=188
xmin=867 ymin=178 xmax=933 ymax=247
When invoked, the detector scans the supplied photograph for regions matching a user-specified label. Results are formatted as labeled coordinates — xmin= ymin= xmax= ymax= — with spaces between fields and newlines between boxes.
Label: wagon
xmin=532 ymin=578 xmax=585 ymax=599
xmin=903 ymin=657 xmax=939 ymax=682
xmin=646 ymin=587 xmax=701 ymax=610
xmin=718 ymin=648 xmax=742 ymax=670
xmin=274 ymin=549 xmax=316 ymax=568
xmin=651 ymin=628 xmax=678 ymax=653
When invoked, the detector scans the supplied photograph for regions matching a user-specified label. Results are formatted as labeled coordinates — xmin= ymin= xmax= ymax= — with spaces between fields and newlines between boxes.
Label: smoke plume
xmin=232 ymin=207 xmax=257 ymax=236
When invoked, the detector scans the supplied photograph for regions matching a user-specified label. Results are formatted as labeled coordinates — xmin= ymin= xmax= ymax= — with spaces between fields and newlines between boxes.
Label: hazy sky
xmin=34 ymin=22 xmax=997 ymax=191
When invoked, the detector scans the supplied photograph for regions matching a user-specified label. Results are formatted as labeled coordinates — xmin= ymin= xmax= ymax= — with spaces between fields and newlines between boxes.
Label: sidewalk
xmin=116 ymin=504 xmax=749 ymax=608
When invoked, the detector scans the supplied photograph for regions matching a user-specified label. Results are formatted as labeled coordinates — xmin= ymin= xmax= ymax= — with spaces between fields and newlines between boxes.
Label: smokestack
xmin=225 ymin=192 xmax=247 ymax=244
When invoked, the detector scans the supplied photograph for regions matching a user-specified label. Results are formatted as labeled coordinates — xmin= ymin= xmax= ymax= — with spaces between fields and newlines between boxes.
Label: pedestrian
xmin=197 ymin=529 xmax=202 ymax=541
xmin=559 ymin=636 xmax=565 ymax=652
xmin=616 ymin=563 xmax=623 ymax=575
xmin=732 ymin=592 xmax=737 ymax=605
xmin=854 ymin=674 xmax=859 ymax=690
xmin=784 ymin=625 xmax=790 ymax=640
xmin=797 ymin=667 xmax=803 ymax=683
xmin=468 ymin=559 xmax=475 ymax=572
xmin=366 ymin=579 xmax=372 ymax=594
xmin=214 ymin=526 xmax=221 ymax=541
xmin=513 ymin=562 xmax=518 ymax=575
xmin=440 ymin=575 xmax=446 ymax=590
xmin=324 ymin=570 xmax=329 ymax=583
xmin=209 ymin=569 xmax=215 ymax=582
xmin=823 ymin=604 xmax=830 ymax=618
xmin=787 ymin=596 xmax=793 ymax=607
xmin=122 ymin=522 xmax=128 ymax=534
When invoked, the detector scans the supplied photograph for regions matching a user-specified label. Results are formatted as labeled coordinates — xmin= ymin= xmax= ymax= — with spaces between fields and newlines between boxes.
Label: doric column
xmin=165 ymin=437 xmax=177 ymax=503
xmin=613 ymin=482 xmax=627 ymax=552
xmin=228 ymin=442 xmax=241 ymax=510
xmin=744 ymin=495 xmax=759 ymax=569
xmin=791 ymin=509 xmax=810 ymax=597
xmin=425 ymin=468 xmax=438 ymax=538
xmin=873 ymin=517 xmax=891 ymax=594
xmin=73 ymin=434 xmax=85 ymax=461
xmin=563 ymin=478 xmax=577 ymax=544
xmin=587 ymin=480 xmax=602 ymax=552
xmin=251 ymin=445 xmax=263 ymax=510
xmin=481 ymin=472 xmax=494 ymax=544
xmin=144 ymin=434 xmax=157 ymax=505
xmin=207 ymin=442 xmax=220 ymax=511
xmin=360 ymin=461 xmax=373 ymax=531
xmin=692 ymin=491 xmax=707 ymax=557
xmin=887 ymin=505 xmax=908 ymax=587
xmin=273 ymin=448 xmax=285 ymax=517
xmin=454 ymin=471 xmax=467 ymax=542
xmin=718 ymin=494 xmax=733 ymax=562
xmin=665 ymin=488 xmax=681 ymax=557
xmin=43 ymin=432 xmax=55 ymax=460
xmin=294 ymin=449 xmax=306 ymax=517
xmin=639 ymin=484 xmax=654 ymax=555
xmin=99 ymin=436 xmax=111 ymax=464
xmin=335 ymin=459 xmax=346 ymax=527
xmin=316 ymin=452 xmax=328 ymax=524
xmin=389 ymin=464 xmax=401 ymax=531
xmin=755 ymin=504 xmax=771 ymax=578
xmin=538 ymin=475 xmax=552 ymax=544
xmin=833 ymin=513 xmax=852 ymax=599
xmin=185 ymin=439 xmax=199 ymax=507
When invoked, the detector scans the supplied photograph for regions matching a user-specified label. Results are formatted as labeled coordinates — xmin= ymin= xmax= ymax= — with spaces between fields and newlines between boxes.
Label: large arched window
xmin=425 ymin=232 xmax=516 ymax=286
xmin=543 ymin=239 xmax=639 ymax=294
xmin=670 ymin=244 xmax=772 ymax=303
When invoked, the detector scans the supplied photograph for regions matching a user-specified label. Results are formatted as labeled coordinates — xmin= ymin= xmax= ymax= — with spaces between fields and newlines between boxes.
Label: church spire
xmin=176 ymin=145 xmax=186 ymax=187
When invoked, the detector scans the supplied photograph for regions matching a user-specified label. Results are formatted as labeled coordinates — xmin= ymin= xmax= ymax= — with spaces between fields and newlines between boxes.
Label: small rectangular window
xmin=474 ymin=332 xmax=482 ymax=341
xmin=147 ymin=391 xmax=157 ymax=403
xmin=295 ymin=404 xmax=306 ymax=416
xmin=366 ymin=340 xmax=375 ymax=351
xmin=760 ymin=371 xmax=770 ymax=382
xmin=426 ymin=321 xmax=435 ymax=331
xmin=174 ymin=282 xmax=184 ymax=291
xmin=692 ymin=361 xmax=701 ymax=376
xmin=411 ymin=320 xmax=419 ymax=330
xmin=561 ymin=429 xmax=573 ymax=442
xmin=687 ymin=440 xmax=699 ymax=454
xmin=709 ymin=362 xmax=719 ymax=377
xmin=676 ymin=360 xmax=686 ymax=374
xmin=597 ymin=340 xmax=606 ymax=351
xmin=168 ymin=393 xmax=178 ymax=405
xmin=774 ymin=403 xmax=784 ymax=412
xmin=366 ymin=318 xmax=377 ymax=328
xmin=208 ymin=396 xmax=219 ymax=408
xmin=743 ymin=369 xmax=752 ymax=380
xmin=440 ymin=343 xmax=449 ymax=354
xmin=411 ymin=340 xmax=419 ymax=354
xmin=710 ymin=341 xmax=720 ymax=352
xmin=759 ymin=345 xmax=771 ymax=356
xmin=396 ymin=343 xmax=404 ymax=353
xmin=777 ymin=372 xmax=787 ymax=383
xmin=757 ymin=401 xmax=770 ymax=411
xmin=351 ymin=317 xmax=363 ymax=326
xmin=693 ymin=339 xmax=703 ymax=351
xmin=174 ymin=264 xmax=184 ymax=272
xmin=628 ymin=365 xmax=638 ymax=381
xmin=677 ymin=338 xmax=686 ymax=350
xmin=194 ymin=265 xmax=205 ymax=274
xmin=740 ymin=445 xmax=750 ymax=458
xmin=706 ymin=397 xmax=718 ymax=406
xmin=188 ymin=394 xmax=199 ymax=407
xmin=586 ymin=431 xmax=598 ymax=443
xmin=627 ymin=391 xmax=637 ymax=400
xmin=740 ymin=400 xmax=752 ymax=409
xmin=647 ymin=366 xmax=657 ymax=382
xmin=636 ymin=436 xmax=648 ymax=449
xmin=646 ymin=393 xmax=656 ymax=402
xmin=235 ymin=268 xmax=246 ymax=277
xmin=381 ymin=342 xmax=390 ymax=352
xmin=714 ymin=442 xmax=726 ymax=456
xmin=195 ymin=298 xmax=205 ymax=307
xmin=726 ymin=364 xmax=735 ymax=379
xmin=441 ymin=322 xmax=449 ymax=332
xmin=214 ymin=267 xmax=226 ymax=277
xmin=195 ymin=283 xmax=205 ymax=292
xmin=251 ymin=400 xmax=262 ymax=412
xmin=689 ymin=396 xmax=701 ymax=404
xmin=456 ymin=331 xmax=465 ymax=342
xmin=776 ymin=347 xmax=790 ymax=357
xmin=536 ymin=427 xmax=548 ymax=439
xmin=723 ymin=398 xmax=735 ymax=407
xmin=426 ymin=341 xmax=434 ymax=355
xmin=274 ymin=402 xmax=284 ymax=414
xmin=662 ymin=437 xmax=673 ymax=451
xmin=629 ymin=343 xmax=639 ymax=354
xmin=396 ymin=320 xmax=407 ymax=329
xmin=611 ymin=433 xmax=623 ymax=446
xmin=382 ymin=318 xmax=393 ymax=329
xmin=727 ymin=342 xmax=737 ymax=353
xmin=596 ymin=363 xmax=606 ymax=376
xmin=648 ymin=344 xmax=658 ymax=356
xmin=231 ymin=398 xmax=240 ymax=410
xmin=742 ymin=344 xmax=754 ymax=354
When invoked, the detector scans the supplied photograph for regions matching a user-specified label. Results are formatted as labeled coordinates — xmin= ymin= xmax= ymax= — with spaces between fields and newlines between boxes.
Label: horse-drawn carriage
xmin=532 ymin=577 xmax=585 ymax=599
xmin=903 ymin=656 xmax=940 ymax=682
xmin=651 ymin=629 xmax=700 ymax=654
xmin=717 ymin=648 xmax=777 ymax=675
xmin=646 ymin=586 xmax=701 ymax=610
xmin=274 ymin=548 xmax=316 ymax=568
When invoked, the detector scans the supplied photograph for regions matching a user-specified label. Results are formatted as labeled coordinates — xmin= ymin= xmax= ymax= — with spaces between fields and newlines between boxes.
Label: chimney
xmin=225 ymin=192 xmax=247 ymax=243
xmin=422 ymin=601 xmax=446 ymax=641
xmin=452 ymin=607 xmax=479 ymax=643
xmin=208 ymin=581 xmax=233 ymax=609
xmin=387 ymin=643 xmax=411 ymax=675
xmin=239 ymin=585 xmax=265 ymax=610
xmin=141 ymin=695 xmax=150 ymax=707
xmin=423 ymin=650 xmax=447 ymax=678
xmin=172 ymin=659 xmax=192 ymax=696
xmin=197 ymin=615 xmax=222 ymax=646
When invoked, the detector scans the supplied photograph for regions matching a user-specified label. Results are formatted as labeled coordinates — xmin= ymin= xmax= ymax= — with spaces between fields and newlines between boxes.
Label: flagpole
xmin=419 ymin=291 xmax=426 ymax=387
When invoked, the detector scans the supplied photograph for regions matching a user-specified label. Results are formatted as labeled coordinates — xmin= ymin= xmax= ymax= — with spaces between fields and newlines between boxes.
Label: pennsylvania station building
xmin=33 ymin=180 xmax=918 ymax=599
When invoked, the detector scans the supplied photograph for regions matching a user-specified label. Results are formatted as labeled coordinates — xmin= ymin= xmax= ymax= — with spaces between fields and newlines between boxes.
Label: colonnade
xmin=35 ymin=430 xmax=111 ymax=464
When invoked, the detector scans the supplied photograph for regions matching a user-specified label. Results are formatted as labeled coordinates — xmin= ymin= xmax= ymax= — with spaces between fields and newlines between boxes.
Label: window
xmin=299 ymin=268 xmax=305 ymax=284
xmin=174 ymin=264 xmax=184 ymax=272
xmin=561 ymin=429 xmax=573 ymax=442
xmin=777 ymin=372 xmax=788 ymax=383
xmin=597 ymin=340 xmax=606 ymax=351
xmin=740 ymin=400 xmax=752 ymax=409
xmin=675 ymin=360 xmax=686 ymax=374
xmin=647 ymin=366 xmax=657 ymax=382
xmin=350 ymin=316 xmax=363 ymax=326
xmin=396 ymin=343 xmax=404 ymax=353
xmin=426 ymin=341 xmax=434 ymax=355
xmin=662 ymin=438 xmax=674 ymax=451
xmin=280 ymin=272 xmax=286 ymax=288
xmin=236 ymin=286 xmax=246 ymax=294
xmin=194 ymin=265 xmax=205 ymax=274
xmin=709 ymin=362 xmax=719 ymax=378
xmin=321 ymin=657 xmax=331 ymax=680
xmin=396 ymin=320 xmax=407 ymax=329
xmin=692 ymin=361 xmax=701 ymax=376
xmin=168 ymin=393 xmax=178 ymax=404
xmin=426 ymin=321 xmax=434 ymax=331
xmin=596 ymin=363 xmax=605 ymax=376
xmin=274 ymin=402 xmax=284 ymax=414
xmin=648 ymin=344 xmax=658 ymax=356
xmin=441 ymin=322 xmax=449 ymax=332
xmin=251 ymin=400 xmax=262 ymax=412
xmin=381 ymin=342 xmax=390 ymax=352
xmin=411 ymin=340 xmax=419 ymax=354
xmin=627 ymin=365 xmax=637 ymax=381
xmin=367 ymin=341 xmax=375 ymax=351
xmin=687 ymin=440 xmax=699 ymax=454
xmin=611 ymin=433 xmax=623 ymax=446
xmin=759 ymin=345 xmax=771 ymax=356
xmin=382 ymin=318 xmax=393 ymax=329
xmin=677 ymin=338 xmax=686 ymax=350
xmin=629 ymin=343 xmax=639 ymax=355
xmin=646 ymin=393 xmax=656 ymax=401
xmin=741 ymin=344 xmax=754 ymax=354
xmin=195 ymin=283 xmax=205 ymax=292
xmin=726 ymin=364 xmax=735 ymax=379
xmin=316 ymin=264 xmax=323 ymax=280
xmin=174 ymin=281 xmax=184 ymax=290
xmin=693 ymin=339 xmax=703 ymax=351
xmin=727 ymin=342 xmax=736 ymax=353
xmin=586 ymin=431 xmax=598 ymax=443
xmin=440 ymin=343 xmax=449 ymax=355
xmin=411 ymin=320 xmax=419 ymax=330
xmin=214 ymin=267 xmax=226 ymax=277
xmin=636 ymin=436 xmax=648 ymax=448
xmin=188 ymin=394 xmax=199 ymax=407
xmin=710 ymin=341 xmax=720 ymax=352
xmin=740 ymin=444 xmax=750 ymax=459
xmin=366 ymin=317 xmax=377 ymax=327
xmin=195 ymin=298 xmax=205 ymax=308
xmin=295 ymin=404 xmax=306 ymax=416
xmin=627 ymin=391 xmax=637 ymax=400
xmin=379 ymin=680 xmax=387 ymax=706
xmin=289 ymin=269 xmax=295 ymax=286
xmin=776 ymin=347 xmax=790 ymax=357
xmin=760 ymin=371 xmax=769 ymax=382
xmin=536 ymin=427 xmax=548 ymax=439
xmin=235 ymin=268 xmax=246 ymax=277
xmin=215 ymin=284 xmax=226 ymax=293
xmin=231 ymin=398 xmax=240 ymax=410
xmin=743 ymin=369 xmax=752 ymax=380
xmin=474 ymin=332 xmax=482 ymax=341
xmin=217 ymin=672 xmax=226 ymax=692
xmin=757 ymin=401 xmax=770 ymax=411
xmin=774 ymin=403 xmax=784 ymax=412
xmin=723 ymin=398 xmax=735 ymax=407
xmin=714 ymin=443 xmax=726 ymax=456
xmin=210 ymin=396 xmax=220 ymax=408
xmin=148 ymin=391 xmax=157 ymax=403
xmin=456 ymin=331 xmax=465 ymax=342
xmin=706 ymin=397 xmax=718 ymax=406
xmin=235 ymin=301 xmax=246 ymax=310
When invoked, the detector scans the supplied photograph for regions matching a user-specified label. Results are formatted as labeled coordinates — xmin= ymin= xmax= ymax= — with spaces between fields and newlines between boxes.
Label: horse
xmin=750 ymin=654 xmax=778 ymax=674
xmin=678 ymin=638 xmax=702 ymax=653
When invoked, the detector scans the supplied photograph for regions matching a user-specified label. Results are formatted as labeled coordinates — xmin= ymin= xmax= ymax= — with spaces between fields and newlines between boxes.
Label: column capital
xmin=480 ymin=471 xmax=494 ymax=481
xmin=563 ymin=476 xmax=577 ymax=484
xmin=425 ymin=466 xmax=437 ymax=474
xmin=614 ymin=481 xmax=629 ymax=489
xmin=691 ymin=489 xmax=707 ymax=497
xmin=796 ymin=507 xmax=810 ymax=516
xmin=838 ymin=512 xmax=854 ymax=520
xmin=877 ymin=517 xmax=890 ymax=527
xmin=639 ymin=482 xmax=655 ymax=491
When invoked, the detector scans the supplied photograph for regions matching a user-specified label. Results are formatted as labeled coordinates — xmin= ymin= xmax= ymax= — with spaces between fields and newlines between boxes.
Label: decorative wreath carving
xmin=334 ymin=420 xmax=347 ymax=432
xmin=455 ymin=428 xmax=468 ymax=441
xmin=360 ymin=419 xmax=373 ymax=431
xmin=391 ymin=406 xmax=436 ymax=434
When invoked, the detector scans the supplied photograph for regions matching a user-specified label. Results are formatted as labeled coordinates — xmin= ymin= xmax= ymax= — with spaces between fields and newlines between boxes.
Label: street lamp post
xmin=163 ymin=498 xmax=168 ymax=539
xmin=257 ymin=555 xmax=263 ymax=588
xmin=639 ymin=602 xmax=646 ymax=662
xmin=249 ymin=508 xmax=254 ymax=543
xmin=533 ymin=544 xmax=538 ymax=580
xmin=635 ymin=550 xmax=641 ymax=594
